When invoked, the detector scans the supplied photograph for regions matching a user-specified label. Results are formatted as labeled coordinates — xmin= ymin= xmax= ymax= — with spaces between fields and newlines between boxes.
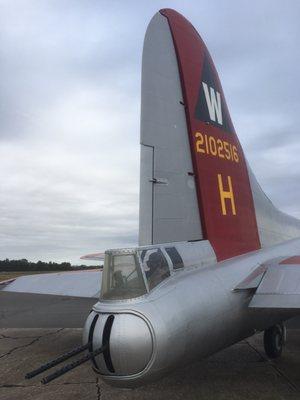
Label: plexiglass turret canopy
xmin=100 ymin=247 xmax=171 ymax=300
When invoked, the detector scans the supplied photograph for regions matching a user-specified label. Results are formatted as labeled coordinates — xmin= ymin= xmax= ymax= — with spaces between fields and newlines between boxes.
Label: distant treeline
xmin=0 ymin=259 xmax=100 ymax=272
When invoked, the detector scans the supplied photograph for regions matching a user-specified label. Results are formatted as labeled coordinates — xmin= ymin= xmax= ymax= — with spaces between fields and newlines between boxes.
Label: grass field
xmin=0 ymin=271 xmax=53 ymax=283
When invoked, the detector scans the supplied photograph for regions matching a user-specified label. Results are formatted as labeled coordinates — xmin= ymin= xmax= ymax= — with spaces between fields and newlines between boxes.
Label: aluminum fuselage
xmin=83 ymin=237 xmax=300 ymax=387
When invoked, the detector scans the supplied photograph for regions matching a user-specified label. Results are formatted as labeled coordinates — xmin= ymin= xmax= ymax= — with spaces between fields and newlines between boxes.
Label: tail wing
xmin=235 ymin=256 xmax=300 ymax=310
xmin=139 ymin=9 xmax=300 ymax=261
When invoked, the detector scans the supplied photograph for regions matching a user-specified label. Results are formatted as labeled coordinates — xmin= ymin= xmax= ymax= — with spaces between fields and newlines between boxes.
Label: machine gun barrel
xmin=41 ymin=345 xmax=106 ymax=384
xmin=25 ymin=343 xmax=91 ymax=379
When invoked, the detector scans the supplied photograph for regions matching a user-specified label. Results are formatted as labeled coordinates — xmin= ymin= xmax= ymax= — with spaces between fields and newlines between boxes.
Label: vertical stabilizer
xmin=158 ymin=9 xmax=260 ymax=260
xmin=140 ymin=9 xmax=300 ymax=261
xmin=139 ymin=12 xmax=203 ymax=246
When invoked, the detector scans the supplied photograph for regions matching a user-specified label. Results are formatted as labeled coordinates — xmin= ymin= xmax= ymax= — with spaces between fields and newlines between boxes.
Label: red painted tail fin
xmin=158 ymin=9 xmax=261 ymax=260
xmin=140 ymin=10 xmax=300 ymax=261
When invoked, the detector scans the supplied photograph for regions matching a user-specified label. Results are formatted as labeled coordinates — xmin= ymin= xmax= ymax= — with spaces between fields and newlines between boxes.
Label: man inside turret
xmin=145 ymin=250 xmax=170 ymax=290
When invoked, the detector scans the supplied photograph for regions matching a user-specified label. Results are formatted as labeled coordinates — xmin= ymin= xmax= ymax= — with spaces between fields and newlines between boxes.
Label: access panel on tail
xmin=139 ymin=9 xmax=300 ymax=261
xmin=140 ymin=9 xmax=261 ymax=260
xmin=139 ymin=11 xmax=203 ymax=246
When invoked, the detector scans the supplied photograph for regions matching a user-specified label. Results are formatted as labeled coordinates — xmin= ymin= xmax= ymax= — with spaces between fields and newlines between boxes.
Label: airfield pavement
xmin=0 ymin=291 xmax=300 ymax=400
xmin=0 ymin=328 xmax=299 ymax=399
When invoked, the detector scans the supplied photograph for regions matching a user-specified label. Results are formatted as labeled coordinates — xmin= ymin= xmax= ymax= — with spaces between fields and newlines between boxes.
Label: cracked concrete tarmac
xmin=0 ymin=328 xmax=299 ymax=400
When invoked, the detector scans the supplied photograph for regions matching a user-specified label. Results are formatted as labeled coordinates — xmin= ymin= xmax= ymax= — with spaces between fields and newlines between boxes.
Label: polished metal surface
xmin=139 ymin=12 xmax=202 ymax=245
xmin=2 ymin=270 xmax=102 ymax=298
xmin=82 ymin=237 xmax=300 ymax=387
xmin=109 ymin=313 xmax=153 ymax=375
xmin=249 ymin=263 xmax=300 ymax=308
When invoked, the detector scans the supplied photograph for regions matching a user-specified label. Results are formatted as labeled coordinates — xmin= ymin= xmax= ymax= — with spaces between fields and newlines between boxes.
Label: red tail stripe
xmin=160 ymin=9 xmax=261 ymax=261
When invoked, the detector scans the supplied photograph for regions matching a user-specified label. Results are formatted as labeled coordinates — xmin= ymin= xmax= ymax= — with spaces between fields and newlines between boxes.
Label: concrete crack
xmin=0 ymin=333 xmax=47 ymax=340
xmin=0 ymin=381 xmax=96 ymax=389
xmin=0 ymin=337 xmax=40 ymax=359
xmin=0 ymin=384 xmax=39 ymax=388
xmin=0 ymin=328 xmax=64 ymax=360
xmin=246 ymin=340 xmax=299 ymax=392
xmin=96 ymin=377 xmax=101 ymax=400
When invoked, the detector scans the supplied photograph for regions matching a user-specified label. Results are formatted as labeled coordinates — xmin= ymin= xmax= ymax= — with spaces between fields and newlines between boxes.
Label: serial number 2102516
xmin=194 ymin=132 xmax=239 ymax=163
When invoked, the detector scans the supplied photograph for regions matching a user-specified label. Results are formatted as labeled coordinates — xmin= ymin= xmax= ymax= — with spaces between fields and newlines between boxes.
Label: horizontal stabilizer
xmin=1 ymin=270 xmax=102 ymax=298
xmin=249 ymin=257 xmax=300 ymax=309
xmin=234 ymin=264 xmax=267 ymax=290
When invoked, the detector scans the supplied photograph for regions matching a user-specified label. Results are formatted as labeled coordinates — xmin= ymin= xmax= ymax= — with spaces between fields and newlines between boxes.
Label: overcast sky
xmin=1 ymin=0 xmax=299 ymax=264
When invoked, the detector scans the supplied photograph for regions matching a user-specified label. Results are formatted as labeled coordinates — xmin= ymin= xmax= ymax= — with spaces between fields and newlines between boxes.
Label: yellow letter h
xmin=217 ymin=174 xmax=236 ymax=216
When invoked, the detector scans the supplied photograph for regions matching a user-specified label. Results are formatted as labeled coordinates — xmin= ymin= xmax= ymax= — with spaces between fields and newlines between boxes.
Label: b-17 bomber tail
xmin=139 ymin=8 xmax=300 ymax=261
xmin=2 ymin=9 xmax=300 ymax=388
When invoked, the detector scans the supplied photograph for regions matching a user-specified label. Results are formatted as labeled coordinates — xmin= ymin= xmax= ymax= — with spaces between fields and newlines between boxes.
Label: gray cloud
xmin=0 ymin=0 xmax=300 ymax=263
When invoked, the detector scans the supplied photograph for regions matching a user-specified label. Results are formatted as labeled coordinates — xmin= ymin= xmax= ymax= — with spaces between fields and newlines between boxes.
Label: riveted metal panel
xmin=139 ymin=12 xmax=202 ymax=245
